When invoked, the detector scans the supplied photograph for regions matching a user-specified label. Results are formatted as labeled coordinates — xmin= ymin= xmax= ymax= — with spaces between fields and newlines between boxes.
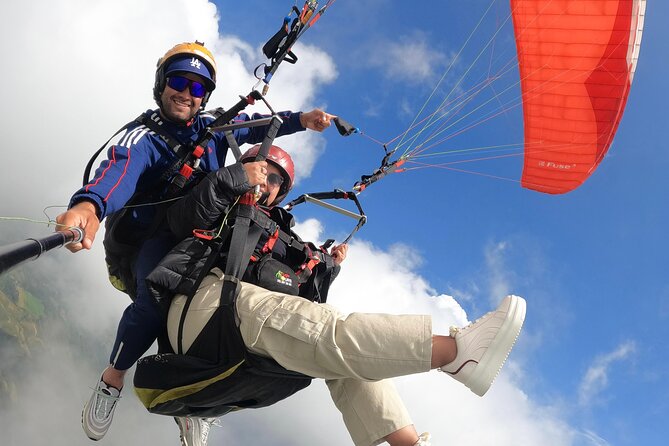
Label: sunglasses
xmin=166 ymin=76 xmax=208 ymax=98
xmin=267 ymin=173 xmax=284 ymax=188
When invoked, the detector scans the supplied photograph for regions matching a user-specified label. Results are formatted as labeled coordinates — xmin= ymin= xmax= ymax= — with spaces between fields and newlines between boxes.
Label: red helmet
xmin=240 ymin=144 xmax=295 ymax=205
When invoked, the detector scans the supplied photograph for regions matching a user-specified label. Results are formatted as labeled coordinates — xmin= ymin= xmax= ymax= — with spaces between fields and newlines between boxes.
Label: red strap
xmin=192 ymin=145 xmax=205 ymax=158
xmin=179 ymin=164 xmax=194 ymax=179
xmin=296 ymin=245 xmax=320 ymax=278
xmin=239 ymin=192 xmax=257 ymax=205
xmin=260 ymin=229 xmax=279 ymax=255
xmin=193 ymin=229 xmax=215 ymax=240
xmin=305 ymin=257 xmax=320 ymax=271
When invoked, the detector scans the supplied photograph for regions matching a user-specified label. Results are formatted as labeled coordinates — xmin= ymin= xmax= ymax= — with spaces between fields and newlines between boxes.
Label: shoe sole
xmin=466 ymin=295 xmax=526 ymax=397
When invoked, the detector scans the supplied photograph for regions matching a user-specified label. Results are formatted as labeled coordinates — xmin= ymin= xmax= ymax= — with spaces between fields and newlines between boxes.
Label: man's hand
xmin=300 ymin=109 xmax=335 ymax=132
xmin=331 ymin=243 xmax=348 ymax=266
xmin=55 ymin=201 xmax=100 ymax=252
xmin=243 ymin=161 xmax=269 ymax=186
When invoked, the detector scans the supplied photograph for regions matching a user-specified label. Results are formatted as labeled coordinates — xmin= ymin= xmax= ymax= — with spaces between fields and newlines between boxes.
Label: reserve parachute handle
xmin=0 ymin=227 xmax=84 ymax=275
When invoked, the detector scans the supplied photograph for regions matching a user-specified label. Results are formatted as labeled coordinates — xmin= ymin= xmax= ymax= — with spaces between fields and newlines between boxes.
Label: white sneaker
xmin=175 ymin=417 xmax=219 ymax=446
xmin=414 ymin=432 xmax=431 ymax=445
xmin=81 ymin=376 xmax=121 ymax=440
xmin=440 ymin=295 xmax=526 ymax=396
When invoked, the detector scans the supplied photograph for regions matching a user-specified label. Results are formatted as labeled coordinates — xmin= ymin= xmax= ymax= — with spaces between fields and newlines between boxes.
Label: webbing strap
xmin=276 ymin=230 xmax=308 ymax=254
xmin=177 ymin=239 xmax=226 ymax=353
xmin=310 ymin=250 xmax=336 ymax=303
xmin=249 ymin=210 xmax=324 ymax=266
xmin=224 ymin=206 xmax=265 ymax=279
xmin=224 ymin=131 xmax=243 ymax=161
xmin=139 ymin=115 xmax=194 ymax=185
xmin=140 ymin=113 xmax=186 ymax=157
xmin=218 ymin=276 xmax=247 ymax=363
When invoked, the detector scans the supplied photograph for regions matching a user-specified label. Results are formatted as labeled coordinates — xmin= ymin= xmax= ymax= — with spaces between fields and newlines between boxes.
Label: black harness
xmin=87 ymin=100 xmax=260 ymax=299
xmin=133 ymin=123 xmax=339 ymax=419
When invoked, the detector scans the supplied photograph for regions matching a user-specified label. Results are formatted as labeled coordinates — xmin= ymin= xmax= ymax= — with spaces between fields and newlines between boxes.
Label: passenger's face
xmin=260 ymin=163 xmax=283 ymax=206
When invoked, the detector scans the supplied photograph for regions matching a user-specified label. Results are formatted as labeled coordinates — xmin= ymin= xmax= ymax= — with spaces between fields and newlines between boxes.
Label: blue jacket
xmin=70 ymin=108 xmax=305 ymax=228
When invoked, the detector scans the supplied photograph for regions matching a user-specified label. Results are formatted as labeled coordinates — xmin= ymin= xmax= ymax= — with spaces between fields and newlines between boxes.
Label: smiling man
xmin=156 ymin=47 xmax=217 ymax=123
xmin=55 ymin=41 xmax=334 ymax=444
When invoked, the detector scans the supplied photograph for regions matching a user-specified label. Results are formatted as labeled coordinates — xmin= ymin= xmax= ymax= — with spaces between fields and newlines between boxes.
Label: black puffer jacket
xmin=137 ymin=162 xmax=327 ymax=419
xmin=167 ymin=161 xmax=251 ymax=239
xmin=146 ymin=162 xmax=340 ymax=303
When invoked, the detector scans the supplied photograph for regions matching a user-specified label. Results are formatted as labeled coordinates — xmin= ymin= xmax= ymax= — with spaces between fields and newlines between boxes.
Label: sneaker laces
xmin=200 ymin=418 xmax=219 ymax=443
xmin=450 ymin=309 xmax=493 ymax=337
xmin=90 ymin=385 xmax=120 ymax=418
xmin=177 ymin=417 xmax=220 ymax=445
xmin=414 ymin=432 xmax=431 ymax=446
xmin=206 ymin=417 xmax=222 ymax=428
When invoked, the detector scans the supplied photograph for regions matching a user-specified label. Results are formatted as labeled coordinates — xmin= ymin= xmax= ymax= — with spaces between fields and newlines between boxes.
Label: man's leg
xmin=236 ymin=280 xmax=524 ymax=397
xmin=327 ymin=378 xmax=416 ymax=446
xmin=236 ymin=281 xmax=433 ymax=381
xmin=82 ymin=234 xmax=174 ymax=441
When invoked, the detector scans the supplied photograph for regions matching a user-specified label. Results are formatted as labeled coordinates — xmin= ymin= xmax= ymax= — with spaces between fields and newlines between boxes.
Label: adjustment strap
xmin=260 ymin=228 xmax=280 ymax=255
xmin=225 ymin=130 xmax=243 ymax=161
xmin=140 ymin=115 xmax=194 ymax=185
xmin=224 ymin=205 xmax=265 ymax=279
xmin=141 ymin=112 xmax=187 ymax=157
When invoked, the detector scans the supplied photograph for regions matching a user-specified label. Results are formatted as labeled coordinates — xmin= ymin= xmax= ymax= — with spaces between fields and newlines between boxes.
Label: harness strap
xmin=139 ymin=114 xmax=196 ymax=188
xmin=203 ymin=106 xmax=243 ymax=162
xmin=294 ymin=244 xmax=321 ymax=281
xmin=248 ymin=209 xmax=327 ymax=278
xmin=224 ymin=205 xmax=266 ymax=279
xmin=311 ymin=246 xmax=336 ymax=302
xmin=251 ymin=227 xmax=279 ymax=262
xmin=141 ymin=112 xmax=187 ymax=158
xmin=223 ymin=204 xmax=329 ymax=284
xmin=225 ymin=131 xmax=243 ymax=161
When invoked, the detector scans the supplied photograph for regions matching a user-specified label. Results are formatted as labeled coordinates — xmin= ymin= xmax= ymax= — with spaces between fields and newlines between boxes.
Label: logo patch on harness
xmin=275 ymin=270 xmax=293 ymax=287
xmin=190 ymin=57 xmax=202 ymax=70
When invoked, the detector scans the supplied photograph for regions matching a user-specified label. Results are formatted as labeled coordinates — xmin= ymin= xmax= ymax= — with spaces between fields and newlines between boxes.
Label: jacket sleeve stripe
xmin=119 ymin=126 xmax=147 ymax=148
xmin=130 ymin=128 xmax=149 ymax=147
xmin=85 ymin=147 xmax=117 ymax=192
xmin=104 ymin=146 xmax=132 ymax=202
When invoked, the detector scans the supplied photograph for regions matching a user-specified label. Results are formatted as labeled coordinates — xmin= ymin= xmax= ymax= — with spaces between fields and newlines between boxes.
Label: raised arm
xmin=166 ymin=161 xmax=267 ymax=239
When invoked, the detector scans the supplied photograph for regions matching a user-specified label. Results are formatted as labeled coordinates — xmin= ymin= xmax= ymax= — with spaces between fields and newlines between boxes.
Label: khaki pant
xmin=235 ymin=280 xmax=433 ymax=446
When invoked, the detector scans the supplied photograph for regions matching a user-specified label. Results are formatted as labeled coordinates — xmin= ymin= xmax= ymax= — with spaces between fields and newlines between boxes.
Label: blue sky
xmin=0 ymin=1 xmax=667 ymax=445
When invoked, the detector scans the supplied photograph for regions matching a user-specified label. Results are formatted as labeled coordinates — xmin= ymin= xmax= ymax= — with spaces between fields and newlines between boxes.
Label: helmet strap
xmin=258 ymin=192 xmax=271 ymax=206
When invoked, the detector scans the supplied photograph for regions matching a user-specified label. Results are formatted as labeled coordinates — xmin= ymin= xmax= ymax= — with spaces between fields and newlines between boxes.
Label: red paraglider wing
xmin=512 ymin=0 xmax=645 ymax=194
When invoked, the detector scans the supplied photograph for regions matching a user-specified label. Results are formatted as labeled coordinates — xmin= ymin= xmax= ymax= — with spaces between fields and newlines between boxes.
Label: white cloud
xmin=292 ymin=218 xmax=324 ymax=244
xmin=578 ymin=341 xmax=636 ymax=407
xmin=0 ymin=1 xmax=333 ymax=445
xmin=365 ymin=32 xmax=450 ymax=84
xmin=576 ymin=429 xmax=612 ymax=446
xmin=484 ymin=240 xmax=515 ymax=307
xmin=0 ymin=0 xmax=337 ymax=219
